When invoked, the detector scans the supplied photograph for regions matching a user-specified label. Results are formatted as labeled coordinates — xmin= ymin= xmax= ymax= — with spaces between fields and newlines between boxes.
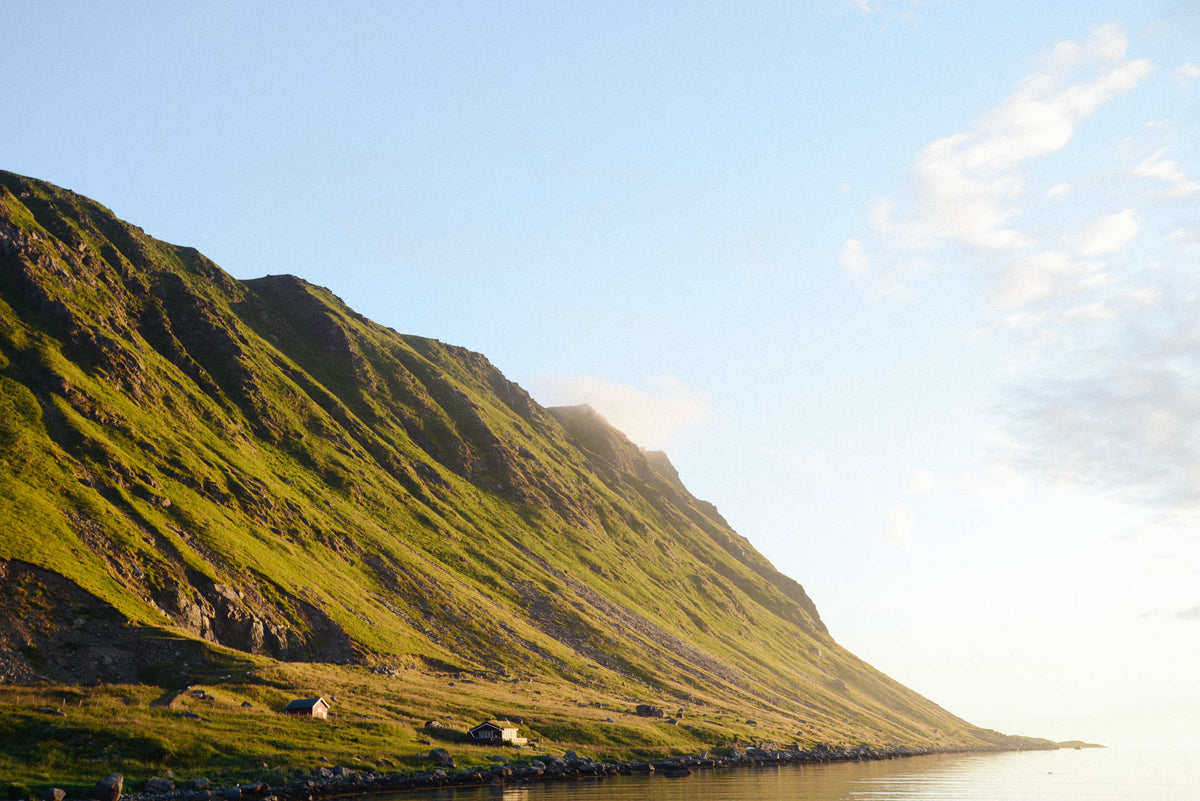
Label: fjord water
xmin=387 ymin=747 xmax=1200 ymax=801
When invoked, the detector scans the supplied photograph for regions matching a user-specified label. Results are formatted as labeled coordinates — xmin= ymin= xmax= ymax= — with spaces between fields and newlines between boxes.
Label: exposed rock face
xmin=158 ymin=583 xmax=285 ymax=655
xmin=0 ymin=560 xmax=233 ymax=685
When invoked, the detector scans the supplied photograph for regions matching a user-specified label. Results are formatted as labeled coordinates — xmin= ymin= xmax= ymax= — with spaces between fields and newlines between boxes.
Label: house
xmin=283 ymin=697 xmax=330 ymax=719
xmin=468 ymin=720 xmax=527 ymax=746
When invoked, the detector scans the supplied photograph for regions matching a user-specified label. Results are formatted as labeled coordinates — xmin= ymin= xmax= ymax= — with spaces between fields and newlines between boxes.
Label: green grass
xmin=0 ymin=169 xmax=1046 ymax=794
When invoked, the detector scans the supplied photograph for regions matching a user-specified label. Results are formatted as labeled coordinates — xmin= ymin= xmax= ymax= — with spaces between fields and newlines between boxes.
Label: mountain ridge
xmin=0 ymin=169 xmax=1030 ymax=754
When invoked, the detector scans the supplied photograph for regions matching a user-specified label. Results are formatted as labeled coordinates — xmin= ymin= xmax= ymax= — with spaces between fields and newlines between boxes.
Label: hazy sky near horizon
xmin=4 ymin=1 xmax=1200 ymax=747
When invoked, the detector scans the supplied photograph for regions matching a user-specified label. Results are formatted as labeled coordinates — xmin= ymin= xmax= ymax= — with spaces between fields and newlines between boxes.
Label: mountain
xmin=0 ymin=169 xmax=1020 ymax=753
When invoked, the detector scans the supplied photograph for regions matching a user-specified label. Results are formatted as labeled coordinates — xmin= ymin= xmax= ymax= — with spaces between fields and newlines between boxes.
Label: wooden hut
xmin=283 ymin=697 xmax=330 ymax=719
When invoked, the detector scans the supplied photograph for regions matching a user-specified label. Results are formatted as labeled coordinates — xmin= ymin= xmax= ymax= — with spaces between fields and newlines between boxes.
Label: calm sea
xmin=377 ymin=746 xmax=1200 ymax=801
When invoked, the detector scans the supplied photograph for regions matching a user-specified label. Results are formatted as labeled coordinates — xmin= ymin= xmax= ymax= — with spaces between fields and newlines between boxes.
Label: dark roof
xmin=284 ymin=697 xmax=329 ymax=711
xmin=470 ymin=720 xmax=518 ymax=733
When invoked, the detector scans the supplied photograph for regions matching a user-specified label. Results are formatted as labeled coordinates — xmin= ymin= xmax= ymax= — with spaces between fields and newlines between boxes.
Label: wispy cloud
xmin=871 ymin=25 xmax=1151 ymax=254
xmin=847 ymin=22 xmax=1200 ymax=512
xmin=1046 ymin=182 xmax=1072 ymax=200
xmin=992 ymin=250 xmax=1109 ymax=310
xmin=528 ymin=374 xmax=713 ymax=453
xmin=1132 ymin=148 xmax=1200 ymax=199
xmin=839 ymin=238 xmax=871 ymax=275
xmin=1067 ymin=209 xmax=1140 ymax=256
xmin=1009 ymin=286 xmax=1200 ymax=507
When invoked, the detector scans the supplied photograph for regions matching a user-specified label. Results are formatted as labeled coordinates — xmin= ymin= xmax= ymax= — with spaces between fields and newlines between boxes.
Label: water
xmin=375 ymin=747 xmax=1200 ymax=800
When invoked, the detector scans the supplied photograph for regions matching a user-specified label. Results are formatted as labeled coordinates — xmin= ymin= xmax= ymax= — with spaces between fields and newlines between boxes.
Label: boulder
xmin=144 ymin=777 xmax=175 ymax=794
xmin=92 ymin=773 xmax=123 ymax=801
xmin=428 ymin=748 xmax=454 ymax=768
xmin=635 ymin=704 xmax=664 ymax=718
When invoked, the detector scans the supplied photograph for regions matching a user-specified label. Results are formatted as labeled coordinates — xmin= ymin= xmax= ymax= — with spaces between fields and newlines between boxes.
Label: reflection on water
xmin=360 ymin=747 xmax=1200 ymax=801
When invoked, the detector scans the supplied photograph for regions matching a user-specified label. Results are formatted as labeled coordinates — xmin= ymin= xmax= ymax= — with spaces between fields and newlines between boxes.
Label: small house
xmin=283 ymin=697 xmax=330 ymax=719
xmin=469 ymin=720 xmax=527 ymax=746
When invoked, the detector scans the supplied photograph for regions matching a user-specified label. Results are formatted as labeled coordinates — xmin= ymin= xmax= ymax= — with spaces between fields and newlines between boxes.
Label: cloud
xmin=1176 ymin=607 xmax=1200 ymax=621
xmin=1132 ymin=149 xmax=1200 ymax=199
xmin=839 ymin=238 xmax=871 ymax=275
xmin=884 ymin=504 xmax=915 ymax=550
xmin=992 ymin=250 xmax=1109 ymax=310
xmin=1167 ymin=229 xmax=1200 ymax=255
xmin=1176 ymin=62 xmax=1200 ymax=83
xmin=529 ymin=374 xmax=713 ymax=452
xmin=1046 ymin=182 xmax=1072 ymax=200
xmin=1060 ymin=300 xmax=1116 ymax=322
xmin=847 ymin=22 xmax=1200 ymax=515
xmin=1067 ymin=209 xmax=1140 ymax=256
xmin=1009 ymin=288 xmax=1200 ymax=508
xmin=872 ymin=25 xmax=1151 ymax=253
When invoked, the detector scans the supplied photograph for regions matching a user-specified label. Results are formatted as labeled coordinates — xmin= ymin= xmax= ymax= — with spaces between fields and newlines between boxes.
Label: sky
xmin=3 ymin=1 xmax=1199 ymax=748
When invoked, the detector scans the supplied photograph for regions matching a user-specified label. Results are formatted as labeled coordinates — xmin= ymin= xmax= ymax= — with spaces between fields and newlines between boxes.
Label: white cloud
xmin=1118 ymin=285 xmax=1163 ymax=306
xmin=1167 ymin=229 xmax=1200 ymax=254
xmin=1068 ymin=209 xmax=1140 ymax=256
xmin=1046 ymin=182 xmax=1072 ymax=200
xmin=872 ymin=25 xmax=1152 ymax=254
xmin=849 ymin=0 xmax=871 ymax=14
xmin=884 ymin=504 xmax=915 ymax=550
xmin=992 ymin=250 xmax=1109 ymax=310
xmin=1060 ymin=300 xmax=1116 ymax=322
xmin=1006 ymin=275 xmax=1200 ymax=510
xmin=1176 ymin=62 xmax=1200 ymax=83
xmin=1132 ymin=149 xmax=1200 ymax=199
xmin=529 ymin=374 xmax=713 ymax=453
xmin=839 ymin=238 xmax=871 ymax=275
xmin=846 ymin=22 xmax=1200 ymax=518
xmin=1088 ymin=22 xmax=1128 ymax=60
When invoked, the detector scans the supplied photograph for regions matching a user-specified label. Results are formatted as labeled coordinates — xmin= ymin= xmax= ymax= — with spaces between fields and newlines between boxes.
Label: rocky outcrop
xmin=158 ymin=584 xmax=274 ymax=655
xmin=0 ymin=560 xmax=254 ymax=686
xmin=154 ymin=582 xmax=352 ymax=663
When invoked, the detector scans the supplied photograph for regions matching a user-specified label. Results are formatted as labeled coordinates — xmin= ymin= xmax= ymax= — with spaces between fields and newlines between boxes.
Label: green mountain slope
xmin=0 ymin=169 xmax=1014 ymax=751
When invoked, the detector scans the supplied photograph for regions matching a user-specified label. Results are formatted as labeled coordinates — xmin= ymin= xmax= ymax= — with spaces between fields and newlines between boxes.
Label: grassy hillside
xmin=0 ymin=170 xmax=1036 ymax=787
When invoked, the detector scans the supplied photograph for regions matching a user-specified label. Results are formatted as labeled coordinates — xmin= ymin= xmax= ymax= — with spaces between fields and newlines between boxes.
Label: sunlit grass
xmin=0 ymin=170 xmax=1050 ymax=800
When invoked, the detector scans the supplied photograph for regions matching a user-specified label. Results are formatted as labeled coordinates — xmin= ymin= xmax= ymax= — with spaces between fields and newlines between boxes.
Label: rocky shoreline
xmin=61 ymin=744 xmax=1037 ymax=801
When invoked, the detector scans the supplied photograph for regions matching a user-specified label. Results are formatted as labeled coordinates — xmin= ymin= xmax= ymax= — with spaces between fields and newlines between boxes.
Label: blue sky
xmin=5 ymin=1 xmax=1200 ymax=746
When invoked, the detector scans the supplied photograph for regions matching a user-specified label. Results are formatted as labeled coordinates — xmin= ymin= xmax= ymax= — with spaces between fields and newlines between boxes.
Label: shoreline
xmin=101 ymin=744 xmax=1058 ymax=801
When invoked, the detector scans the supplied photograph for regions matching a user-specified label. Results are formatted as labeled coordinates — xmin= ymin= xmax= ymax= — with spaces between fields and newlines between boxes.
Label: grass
xmin=0 ymin=660 xmax=1053 ymax=798
xmin=0 ymin=664 xmax=817 ymax=795
xmin=0 ymin=169 xmax=1049 ymax=797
